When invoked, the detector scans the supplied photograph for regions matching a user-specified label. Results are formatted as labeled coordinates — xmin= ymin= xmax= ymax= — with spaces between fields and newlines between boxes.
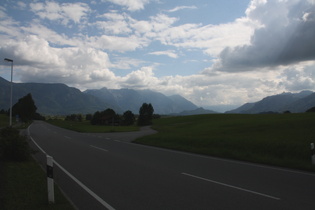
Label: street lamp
xmin=4 ymin=58 xmax=13 ymax=127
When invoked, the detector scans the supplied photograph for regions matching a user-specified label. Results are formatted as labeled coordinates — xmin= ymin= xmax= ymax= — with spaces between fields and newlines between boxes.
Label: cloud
xmin=279 ymin=61 xmax=315 ymax=91
xmin=2 ymin=0 xmax=315 ymax=109
xmin=0 ymin=34 xmax=114 ymax=86
xmin=213 ymin=0 xmax=315 ymax=72
xmin=87 ymin=35 xmax=149 ymax=52
xmin=30 ymin=1 xmax=90 ymax=25
xmin=167 ymin=6 xmax=197 ymax=13
xmin=155 ymin=17 xmax=256 ymax=57
xmin=95 ymin=11 xmax=132 ymax=35
xmin=111 ymin=57 xmax=144 ymax=70
xmin=149 ymin=50 xmax=178 ymax=58
xmin=104 ymin=0 xmax=150 ymax=11
xmin=121 ymin=66 xmax=159 ymax=88
xmin=20 ymin=23 xmax=76 ymax=47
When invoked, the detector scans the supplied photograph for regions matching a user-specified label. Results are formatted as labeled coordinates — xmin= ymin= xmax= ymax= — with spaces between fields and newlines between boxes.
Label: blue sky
xmin=1 ymin=0 xmax=315 ymax=111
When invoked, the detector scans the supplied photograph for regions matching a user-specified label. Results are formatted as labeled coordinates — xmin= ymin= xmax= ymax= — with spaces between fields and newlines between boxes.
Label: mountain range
xmin=1 ymin=77 xmax=314 ymax=115
xmin=84 ymin=88 xmax=198 ymax=114
xmin=0 ymin=77 xmax=199 ymax=115
xmin=226 ymin=91 xmax=315 ymax=114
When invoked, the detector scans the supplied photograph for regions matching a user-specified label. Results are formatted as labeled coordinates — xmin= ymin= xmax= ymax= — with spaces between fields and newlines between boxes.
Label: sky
xmin=1 ymin=0 xmax=315 ymax=111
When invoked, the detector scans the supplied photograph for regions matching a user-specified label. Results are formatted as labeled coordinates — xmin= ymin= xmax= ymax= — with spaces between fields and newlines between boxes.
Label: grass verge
xmin=0 ymin=160 xmax=74 ymax=210
xmin=134 ymin=113 xmax=315 ymax=172
xmin=47 ymin=119 xmax=139 ymax=133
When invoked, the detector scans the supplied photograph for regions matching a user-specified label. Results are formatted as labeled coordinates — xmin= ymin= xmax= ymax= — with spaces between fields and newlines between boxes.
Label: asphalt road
xmin=28 ymin=121 xmax=315 ymax=210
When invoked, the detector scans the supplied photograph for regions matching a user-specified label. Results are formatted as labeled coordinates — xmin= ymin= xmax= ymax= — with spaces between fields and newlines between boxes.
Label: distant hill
xmin=0 ymin=77 xmax=200 ymax=115
xmin=172 ymin=107 xmax=217 ymax=116
xmin=84 ymin=88 xmax=198 ymax=115
xmin=0 ymin=77 xmax=107 ymax=115
xmin=226 ymin=91 xmax=315 ymax=113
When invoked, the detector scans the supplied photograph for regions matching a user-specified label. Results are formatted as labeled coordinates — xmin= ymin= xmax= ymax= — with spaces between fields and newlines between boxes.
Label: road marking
xmin=90 ymin=145 xmax=109 ymax=152
xmin=182 ymin=172 xmax=280 ymax=200
xmin=64 ymin=136 xmax=72 ymax=139
xmin=53 ymin=161 xmax=115 ymax=210
xmin=114 ymin=140 xmax=121 ymax=142
xmin=29 ymin=135 xmax=47 ymax=154
xmin=28 ymin=125 xmax=115 ymax=210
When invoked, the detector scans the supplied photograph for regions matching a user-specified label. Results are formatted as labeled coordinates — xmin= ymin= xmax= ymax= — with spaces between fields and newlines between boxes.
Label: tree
xmin=122 ymin=110 xmax=135 ymax=126
xmin=86 ymin=114 xmax=93 ymax=121
xmin=12 ymin=93 xmax=37 ymax=122
xmin=91 ymin=108 xmax=119 ymax=125
xmin=137 ymin=103 xmax=154 ymax=126
xmin=91 ymin=111 xmax=101 ymax=125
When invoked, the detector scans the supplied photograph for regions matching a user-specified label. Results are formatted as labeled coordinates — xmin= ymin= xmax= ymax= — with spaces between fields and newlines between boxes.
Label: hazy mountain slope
xmin=0 ymin=77 xmax=107 ymax=115
xmin=285 ymin=93 xmax=315 ymax=113
xmin=174 ymin=107 xmax=217 ymax=116
xmin=1 ymin=77 xmax=199 ymax=115
xmin=84 ymin=88 xmax=199 ymax=115
xmin=226 ymin=91 xmax=315 ymax=114
xmin=168 ymin=94 xmax=198 ymax=111
xmin=226 ymin=103 xmax=255 ymax=113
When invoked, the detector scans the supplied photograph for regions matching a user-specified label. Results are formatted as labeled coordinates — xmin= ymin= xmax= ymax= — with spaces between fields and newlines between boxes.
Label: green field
xmin=0 ymin=160 xmax=74 ymax=210
xmin=134 ymin=113 xmax=315 ymax=171
xmin=0 ymin=114 xmax=9 ymax=128
xmin=47 ymin=119 xmax=139 ymax=133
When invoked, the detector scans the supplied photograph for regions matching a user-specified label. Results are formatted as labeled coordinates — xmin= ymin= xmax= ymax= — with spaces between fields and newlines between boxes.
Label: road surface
xmin=28 ymin=121 xmax=315 ymax=210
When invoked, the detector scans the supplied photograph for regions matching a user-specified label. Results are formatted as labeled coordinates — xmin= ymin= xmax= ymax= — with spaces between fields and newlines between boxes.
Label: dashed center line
xmin=182 ymin=172 xmax=280 ymax=200
xmin=90 ymin=145 xmax=109 ymax=152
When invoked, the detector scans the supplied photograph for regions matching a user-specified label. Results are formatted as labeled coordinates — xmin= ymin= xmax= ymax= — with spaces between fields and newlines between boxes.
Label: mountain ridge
xmin=0 ymin=77 xmax=200 ymax=115
xmin=84 ymin=88 xmax=198 ymax=114
xmin=226 ymin=91 xmax=315 ymax=113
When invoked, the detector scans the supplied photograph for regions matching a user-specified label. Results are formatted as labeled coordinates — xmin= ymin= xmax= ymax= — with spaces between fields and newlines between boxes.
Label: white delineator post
xmin=311 ymin=143 xmax=315 ymax=165
xmin=47 ymin=155 xmax=55 ymax=203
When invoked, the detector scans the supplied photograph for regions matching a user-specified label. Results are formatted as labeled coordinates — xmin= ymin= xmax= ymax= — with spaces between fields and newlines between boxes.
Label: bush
xmin=91 ymin=109 xmax=119 ymax=125
xmin=65 ymin=114 xmax=83 ymax=121
xmin=0 ymin=127 xmax=30 ymax=161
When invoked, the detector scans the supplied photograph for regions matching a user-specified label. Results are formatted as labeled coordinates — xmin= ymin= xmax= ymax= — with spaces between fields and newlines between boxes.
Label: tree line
xmin=65 ymin=103 xmax=159 ymax=126
xmin=1 ymin=93 xmax=159 ymax=126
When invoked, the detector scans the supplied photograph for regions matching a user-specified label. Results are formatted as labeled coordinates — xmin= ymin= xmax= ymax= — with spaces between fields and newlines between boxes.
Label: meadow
xmin=1 ymin=160 xmax=74 ymax=210
xmin=134 ymin=113 xmax=315 ymax=172
xmin=0 ymin=114 xmax=9 ymax=128
xmin=47 ymin=119 xmax=139 ymax=133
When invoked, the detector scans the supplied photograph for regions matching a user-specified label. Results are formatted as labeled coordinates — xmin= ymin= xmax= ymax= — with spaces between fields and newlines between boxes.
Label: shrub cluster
xmin=65 ymin=114 xmax=83 ymax=121
xmin=90 ymin=108 xmax=135 ymax=126
xmin=0 ymin=127 xmax=30 ymax=161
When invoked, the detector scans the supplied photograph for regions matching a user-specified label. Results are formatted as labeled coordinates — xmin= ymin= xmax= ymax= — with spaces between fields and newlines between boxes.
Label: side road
xmin=82 ymin=125 xmax=157 ymax=143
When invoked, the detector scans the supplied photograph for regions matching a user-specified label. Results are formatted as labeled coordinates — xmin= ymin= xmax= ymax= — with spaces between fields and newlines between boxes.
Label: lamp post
xmin=4 ymin=58 xmax=13 ymax=127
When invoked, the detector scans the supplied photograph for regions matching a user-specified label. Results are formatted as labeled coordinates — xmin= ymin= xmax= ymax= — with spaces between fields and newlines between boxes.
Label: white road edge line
xmin=90 ymin=145 xmax=109 ymax=152
xmin=182 ymin=172 xmax=280 ymax=200
xmin=28 ymin=125 xmax=115 ymax=210
xmin=53 ymin=160 xmax=115 ymax=210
